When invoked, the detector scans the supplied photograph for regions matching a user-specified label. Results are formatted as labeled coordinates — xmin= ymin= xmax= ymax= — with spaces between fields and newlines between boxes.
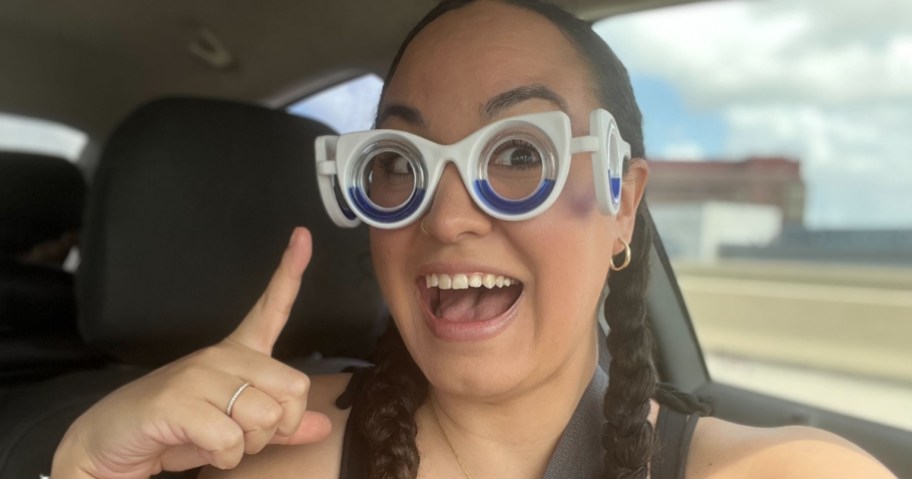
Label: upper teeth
xmin=425 ymin=273 xmax=517 ymax=290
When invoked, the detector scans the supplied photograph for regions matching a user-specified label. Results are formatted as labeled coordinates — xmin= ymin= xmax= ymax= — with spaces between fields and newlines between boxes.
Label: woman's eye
xmin=376 ymin=153 xmax=413 ymax=176
xmin=491 ymin=141 xmax=542 ymax=170
xmin=366 ymin=152 xmax=416 ymax=206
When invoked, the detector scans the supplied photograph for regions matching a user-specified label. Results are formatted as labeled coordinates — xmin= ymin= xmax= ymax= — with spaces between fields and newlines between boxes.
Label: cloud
xmin=596 ymin=0 xmax=912 ymax=109
xmin=722 ymin=103 xmax=912 ymax=227
xmin=594 ymin=0 xmax=912 ymax=228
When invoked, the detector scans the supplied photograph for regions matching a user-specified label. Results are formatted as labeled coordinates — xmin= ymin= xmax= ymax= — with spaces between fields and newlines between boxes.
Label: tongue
xmin=435 ymin=286 xmax=520 ymax=322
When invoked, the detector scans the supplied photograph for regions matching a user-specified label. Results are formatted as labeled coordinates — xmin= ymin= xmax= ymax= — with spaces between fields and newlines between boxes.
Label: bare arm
xmin=688 ymin=417 xmax=896 ymax=478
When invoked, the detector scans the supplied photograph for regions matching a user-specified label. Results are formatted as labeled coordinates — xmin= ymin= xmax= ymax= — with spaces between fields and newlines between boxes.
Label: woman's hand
xmin=51 ymin=227 xmax=333 ymax=479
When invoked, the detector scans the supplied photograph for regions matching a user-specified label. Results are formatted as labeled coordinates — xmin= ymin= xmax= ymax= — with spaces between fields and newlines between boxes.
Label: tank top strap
xmin=651 ymin=405 xmax=701 ymax=479
xmin=336 ymin=367 xmax=371 ymax=479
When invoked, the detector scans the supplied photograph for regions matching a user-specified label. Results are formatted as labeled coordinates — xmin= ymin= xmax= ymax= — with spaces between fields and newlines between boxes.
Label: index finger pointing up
xmin=229 ymin=227 xmax=312 ymax=355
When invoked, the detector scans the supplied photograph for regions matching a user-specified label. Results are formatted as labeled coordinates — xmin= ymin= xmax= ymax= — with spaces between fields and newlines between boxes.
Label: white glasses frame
xmin=315 ymin=108 xmax=630 ymax=229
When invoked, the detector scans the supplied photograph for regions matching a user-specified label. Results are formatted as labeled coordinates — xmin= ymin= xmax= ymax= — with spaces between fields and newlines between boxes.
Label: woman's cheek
xmin=566 ymin=184 xmax=597 ymax=219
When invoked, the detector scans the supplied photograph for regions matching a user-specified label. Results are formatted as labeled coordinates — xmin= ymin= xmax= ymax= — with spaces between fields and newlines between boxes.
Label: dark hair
xmin=358 ymin=1 xmax=656 ymax=477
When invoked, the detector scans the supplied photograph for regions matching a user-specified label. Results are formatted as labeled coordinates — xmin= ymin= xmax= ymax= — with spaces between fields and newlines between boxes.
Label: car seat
xmin=0 ymin=152 xmax=105 ymax=383
xmin=0 ymin=97 xmax=386 ymax=478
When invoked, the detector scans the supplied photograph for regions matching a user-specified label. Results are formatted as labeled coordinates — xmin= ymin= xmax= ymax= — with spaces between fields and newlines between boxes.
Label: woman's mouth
xmin=417 ymin=272 xmax=524 ymax=341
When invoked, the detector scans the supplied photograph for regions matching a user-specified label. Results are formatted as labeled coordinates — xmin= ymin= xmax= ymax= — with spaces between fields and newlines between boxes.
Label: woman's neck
xmin=417 ymin=343 xmax=599 ymax=478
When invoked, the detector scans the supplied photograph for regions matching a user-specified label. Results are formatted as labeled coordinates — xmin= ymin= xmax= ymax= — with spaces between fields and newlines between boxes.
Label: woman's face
xmin=371 ymin=0 xmax=647 ymax=400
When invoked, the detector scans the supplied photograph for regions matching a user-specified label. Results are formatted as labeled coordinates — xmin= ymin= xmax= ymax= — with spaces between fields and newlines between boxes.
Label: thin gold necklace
xmin=430 ymin=404 xmax=473 ymax=479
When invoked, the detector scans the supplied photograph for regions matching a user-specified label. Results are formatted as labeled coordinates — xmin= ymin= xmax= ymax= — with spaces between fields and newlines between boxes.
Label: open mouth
xmin=419 ymin=273 xmax=524 ymax=322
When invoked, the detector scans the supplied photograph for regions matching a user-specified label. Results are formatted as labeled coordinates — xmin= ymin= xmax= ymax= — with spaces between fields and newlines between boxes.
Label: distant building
xmin=646 ymin=157 xmax=911 ymax=265
xmin=646 ymin=157 xmax=805 ymax=261
xmin=651 ymin=202 xmax=782 ymax=262
xmin=647 ymin=157 xmax=805 ymax=225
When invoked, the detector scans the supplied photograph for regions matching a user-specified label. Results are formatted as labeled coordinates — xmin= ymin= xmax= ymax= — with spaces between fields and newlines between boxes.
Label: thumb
xmin=270 ymin=411 xmax=333 ymax=446
xmin=228 ymin=227 xmax=312 ymax=355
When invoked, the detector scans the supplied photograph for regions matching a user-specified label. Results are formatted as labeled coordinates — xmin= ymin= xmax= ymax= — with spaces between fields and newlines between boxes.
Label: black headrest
xmin=0 ymin=152 xmax=85 ymax=257
xmin=78 ymin=97 xmax=385 ymax=366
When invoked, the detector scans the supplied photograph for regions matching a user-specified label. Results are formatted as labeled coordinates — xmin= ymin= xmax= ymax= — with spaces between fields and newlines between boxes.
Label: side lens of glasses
xmin=357 ymin=142 xmax=420 ymax=210
xmin=608 ymin=125 xmax=627 ymax=209
xmin=332 ymin=175 xmax=356 ymax=220
xmin=482 ymin=131 xmax=552 ymax=201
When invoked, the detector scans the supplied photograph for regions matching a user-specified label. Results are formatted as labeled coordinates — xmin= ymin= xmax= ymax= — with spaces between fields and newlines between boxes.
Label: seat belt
xmin=541 ymin=366 xmax=609 ymax=479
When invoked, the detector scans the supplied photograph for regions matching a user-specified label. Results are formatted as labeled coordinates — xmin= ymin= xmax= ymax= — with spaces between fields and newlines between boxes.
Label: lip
xmin=417 ymin=280 xmax=523 ymax=342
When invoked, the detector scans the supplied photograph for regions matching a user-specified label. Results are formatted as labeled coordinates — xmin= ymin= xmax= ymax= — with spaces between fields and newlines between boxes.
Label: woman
xmin=52 ymin=1 xmax=895 ymax=478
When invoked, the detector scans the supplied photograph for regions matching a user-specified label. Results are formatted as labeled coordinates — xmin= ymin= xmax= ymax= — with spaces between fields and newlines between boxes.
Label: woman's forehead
xmin=381 ymin=1 xmax=596 ymax=137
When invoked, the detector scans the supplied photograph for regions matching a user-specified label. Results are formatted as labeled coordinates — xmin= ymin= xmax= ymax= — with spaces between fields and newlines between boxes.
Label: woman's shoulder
xmin=200 ymin=372 xmax=355 ymax=479
xmin=685 ymin=416 xmax=896 ymax=478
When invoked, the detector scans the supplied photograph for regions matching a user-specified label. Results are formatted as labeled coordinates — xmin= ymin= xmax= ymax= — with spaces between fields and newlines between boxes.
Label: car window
xmin=596 ymin=0 xmax=912 ymax=430
xmin=287 ymin=73 xmax=384 ymax=133
xmin=0 ymin=112 xmax=87 ymax=161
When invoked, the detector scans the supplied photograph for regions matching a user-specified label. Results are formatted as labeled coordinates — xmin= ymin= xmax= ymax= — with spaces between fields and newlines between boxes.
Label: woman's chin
xmin=424 ymin=362 xmax=533 ymax=401
xmin=412 ymin=327 xmax=544 ymax=402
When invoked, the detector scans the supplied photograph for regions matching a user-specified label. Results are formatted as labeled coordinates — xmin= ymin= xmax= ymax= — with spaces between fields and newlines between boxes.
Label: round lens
xmin=480 ymin=127 xmax=556 ymax=201
xmin=354 ymin=140 xmax=423 ymax=210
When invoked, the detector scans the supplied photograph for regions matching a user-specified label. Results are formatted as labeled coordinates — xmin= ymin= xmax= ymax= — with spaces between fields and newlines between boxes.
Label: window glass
xmin=596 ymin=0 xmax=912 ymax=430
xmin=287 ymin=73 xmax=384 ymax=133
xmin=0 ymin=113 xmax=87 ymax=161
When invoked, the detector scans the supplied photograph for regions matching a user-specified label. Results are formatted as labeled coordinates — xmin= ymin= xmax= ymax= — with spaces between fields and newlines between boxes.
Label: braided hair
xmin=357 ymin=1 xmax=656 ymax=477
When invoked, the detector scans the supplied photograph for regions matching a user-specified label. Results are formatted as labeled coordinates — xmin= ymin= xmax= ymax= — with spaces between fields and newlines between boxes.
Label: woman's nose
xmin=420 ymin=164 xmax=492 ymax=242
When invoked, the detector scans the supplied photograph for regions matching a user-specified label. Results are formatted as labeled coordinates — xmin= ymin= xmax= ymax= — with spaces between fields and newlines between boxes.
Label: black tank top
xmin=335 ymin=368 xmax=705 ymax=479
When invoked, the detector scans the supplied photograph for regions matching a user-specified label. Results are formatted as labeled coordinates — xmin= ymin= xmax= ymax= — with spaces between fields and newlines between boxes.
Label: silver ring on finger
xmin=225 ymin=381 xmax=252 ymax=417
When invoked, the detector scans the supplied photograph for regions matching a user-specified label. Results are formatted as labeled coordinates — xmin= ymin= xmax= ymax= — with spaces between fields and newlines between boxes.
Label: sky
xmin=9 ymin=0 xmax=904 ymax=229
xmin=594 ymin=0 xmax=912 ymax=229
xmin=289 ymin=74 xmax=383 ymax=134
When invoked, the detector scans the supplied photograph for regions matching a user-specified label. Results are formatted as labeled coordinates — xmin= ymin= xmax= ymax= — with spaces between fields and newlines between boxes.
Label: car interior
xmin=1 ymin=0 xmax=909 ymax=478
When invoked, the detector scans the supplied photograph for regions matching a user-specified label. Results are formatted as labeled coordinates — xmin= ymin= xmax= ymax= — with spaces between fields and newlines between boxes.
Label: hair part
xmin=361 ymin=1 xmax=656 ymax=477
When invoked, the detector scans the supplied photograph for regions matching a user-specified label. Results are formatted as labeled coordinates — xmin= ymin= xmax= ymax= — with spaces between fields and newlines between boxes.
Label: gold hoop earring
xmin=609 ymin=238 xmax=632 ymax=271
xmin=420 ymin=219 xmax=430 ymax=235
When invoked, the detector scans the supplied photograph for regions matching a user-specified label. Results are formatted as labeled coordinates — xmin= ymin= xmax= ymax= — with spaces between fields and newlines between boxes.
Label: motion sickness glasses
xmin=315 ymin=108 xmax=630 ymax=229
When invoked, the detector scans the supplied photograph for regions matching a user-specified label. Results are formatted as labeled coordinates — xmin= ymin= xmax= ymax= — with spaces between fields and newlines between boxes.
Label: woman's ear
xmin=614 ymin=158 xmax=648 ymax=254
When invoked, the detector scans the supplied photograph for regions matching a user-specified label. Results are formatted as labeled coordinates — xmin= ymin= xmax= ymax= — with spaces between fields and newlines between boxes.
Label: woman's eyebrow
xmin=481 ymin=84 xmax=569 ymax=119
xmin=376 ymin=104 xmax=427 ymax=128
xmin=376 ymin=84 xmax=566 ymax=127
